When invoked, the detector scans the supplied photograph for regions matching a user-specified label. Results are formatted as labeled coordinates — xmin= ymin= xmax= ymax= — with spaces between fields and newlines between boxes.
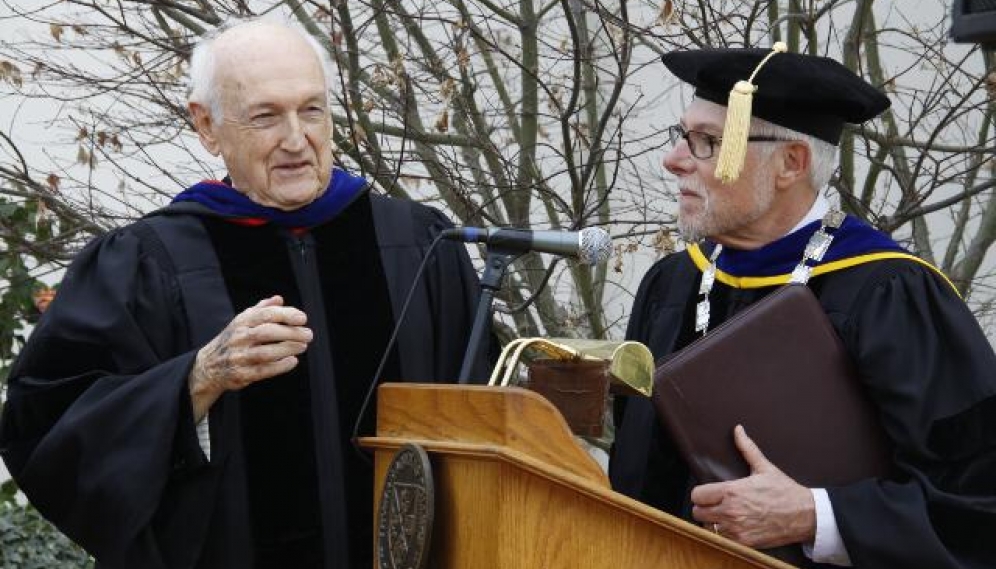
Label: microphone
xmin=440 ymin=226 xmax=612 ymax=265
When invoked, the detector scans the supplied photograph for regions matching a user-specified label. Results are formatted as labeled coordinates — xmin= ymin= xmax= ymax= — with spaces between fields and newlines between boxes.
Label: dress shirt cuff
xmin=196 ymin=412 xmax=211 ymax=461
xmin=801 ymin=488 xmax=852 ymax=566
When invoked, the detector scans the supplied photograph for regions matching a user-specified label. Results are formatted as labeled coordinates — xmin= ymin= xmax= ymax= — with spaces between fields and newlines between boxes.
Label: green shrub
xmin=0 ymin=480 xmax=93 ymax=569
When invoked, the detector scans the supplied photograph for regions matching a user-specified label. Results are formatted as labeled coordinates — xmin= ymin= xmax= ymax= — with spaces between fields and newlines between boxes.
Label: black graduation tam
xmin=662 ymin=47 xmax=891 ymax=146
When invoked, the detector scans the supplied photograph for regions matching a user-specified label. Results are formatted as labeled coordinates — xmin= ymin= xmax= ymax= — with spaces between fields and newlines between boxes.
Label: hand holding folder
xmin=651 ymin=285 xmax=893 ymax=564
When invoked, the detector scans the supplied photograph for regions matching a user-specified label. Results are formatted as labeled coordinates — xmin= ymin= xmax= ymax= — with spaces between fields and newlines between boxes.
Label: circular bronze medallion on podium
xmin=377 ymin=443 xmax=435 ymax=569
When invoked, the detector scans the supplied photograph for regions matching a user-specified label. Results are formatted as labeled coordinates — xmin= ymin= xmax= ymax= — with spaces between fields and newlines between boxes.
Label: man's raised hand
xmin=188 ymin=295 xmax=312 ymax=420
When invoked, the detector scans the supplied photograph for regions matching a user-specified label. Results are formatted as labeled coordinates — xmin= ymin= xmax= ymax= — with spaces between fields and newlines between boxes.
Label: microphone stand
xmin=457 ymin=249 xmax=517 ymax=384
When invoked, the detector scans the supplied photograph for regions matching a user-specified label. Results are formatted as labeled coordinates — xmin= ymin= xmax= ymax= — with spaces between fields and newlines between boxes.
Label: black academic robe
xmin=611 ymin=249 xmax=996 ymax=569
xmin=0 ymin=191 xmax=486 ymax=569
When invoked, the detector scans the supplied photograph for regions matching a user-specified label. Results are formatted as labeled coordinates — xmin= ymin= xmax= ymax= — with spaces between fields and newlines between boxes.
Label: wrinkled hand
xmin=188 ymin=295 xmax=312 ymax=420
xmin=690 ymin=425 xmax=816 ymax=549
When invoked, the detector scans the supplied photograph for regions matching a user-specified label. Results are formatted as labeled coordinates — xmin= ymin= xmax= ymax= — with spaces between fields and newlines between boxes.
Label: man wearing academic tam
xmin=0 ymin=17 xmax=485 ymax=569
xmin=610 ymin=44 xmax=996 ymax=568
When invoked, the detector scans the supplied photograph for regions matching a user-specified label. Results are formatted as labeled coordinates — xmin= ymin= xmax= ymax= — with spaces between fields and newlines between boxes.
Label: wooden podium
xmin=360 ymin=384 xmax=794 ymax=569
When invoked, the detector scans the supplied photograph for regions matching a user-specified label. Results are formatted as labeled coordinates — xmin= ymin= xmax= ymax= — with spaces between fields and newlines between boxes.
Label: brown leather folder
xmin=652 ymin=284 xmax=892 ymax=488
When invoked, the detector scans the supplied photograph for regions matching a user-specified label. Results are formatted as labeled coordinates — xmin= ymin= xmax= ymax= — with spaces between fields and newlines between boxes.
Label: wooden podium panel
xmin=361 ymin=384 xmax=794 ymax=569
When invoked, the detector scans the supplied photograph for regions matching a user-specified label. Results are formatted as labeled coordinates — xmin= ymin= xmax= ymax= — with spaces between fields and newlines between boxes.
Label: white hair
xmin=749 ymin=116 xmax=839 ymax=191
xmin=187 ymin=16 xmax=335 ymax=120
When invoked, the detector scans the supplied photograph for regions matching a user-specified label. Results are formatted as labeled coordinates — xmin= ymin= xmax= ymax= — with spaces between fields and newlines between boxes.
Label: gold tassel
xmin=714 ymin=42 xmax=788 ymax=184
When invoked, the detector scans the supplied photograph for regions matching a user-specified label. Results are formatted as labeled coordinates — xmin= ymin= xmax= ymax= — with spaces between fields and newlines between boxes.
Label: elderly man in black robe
xmin=611 ymin=46 xmax=996 ymax=568
xmin=0 ymin=17 xmax=484 ymax=569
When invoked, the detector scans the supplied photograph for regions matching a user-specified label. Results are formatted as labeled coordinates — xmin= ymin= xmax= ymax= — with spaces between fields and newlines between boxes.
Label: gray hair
xmin=187 ymin=16 xmax=335 ymax=120
xmin=749 ymin=116 xmax=839 ymax=191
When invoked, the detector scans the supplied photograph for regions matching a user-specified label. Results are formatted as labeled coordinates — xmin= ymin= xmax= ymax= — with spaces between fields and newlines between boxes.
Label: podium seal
xmin=377 ymin=443 xmax=435 ymax=569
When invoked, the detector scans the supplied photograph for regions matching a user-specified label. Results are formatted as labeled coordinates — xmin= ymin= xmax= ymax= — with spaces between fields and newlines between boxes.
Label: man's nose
xmin=280 ymin=115 xmax=308 ymax=151
xmin=662 ymin=141 xmax=693 ymax=176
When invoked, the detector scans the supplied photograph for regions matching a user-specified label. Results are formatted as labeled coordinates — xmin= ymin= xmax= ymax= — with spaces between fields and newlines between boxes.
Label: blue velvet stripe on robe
xmin=172 ymin=168 xmax=368 ymax=228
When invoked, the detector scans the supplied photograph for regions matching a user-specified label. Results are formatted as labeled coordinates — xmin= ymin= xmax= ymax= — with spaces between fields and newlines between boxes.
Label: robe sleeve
xmin=610 ymin=257 xmax=696 ymax=511
xmin=373 ymin=197 xmax=488 ymax=384
xmin=828 ymin=261 xmax=996 ymax=569
xmin=0 ymin=227 xmax=212 ymax=568
xmin=420 ymin=206 xmax=489 ymax=382
xmin=612 ymin=260 xmax=663 ymax=426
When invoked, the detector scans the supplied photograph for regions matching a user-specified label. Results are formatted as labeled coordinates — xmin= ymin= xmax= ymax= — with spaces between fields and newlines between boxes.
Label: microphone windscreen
xmin=578 ymin=227 xmax=612 ymax=265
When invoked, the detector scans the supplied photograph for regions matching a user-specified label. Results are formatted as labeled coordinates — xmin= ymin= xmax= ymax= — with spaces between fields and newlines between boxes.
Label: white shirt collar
xmin=787 ymin=194 xmax=829 ymax=236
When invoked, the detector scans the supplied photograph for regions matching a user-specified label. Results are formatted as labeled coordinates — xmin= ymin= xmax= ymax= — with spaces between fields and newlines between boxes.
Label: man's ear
xmin=774 ymin=141 xmax=812 ymax=190
xmin=189 ymin=102 xmax=221 ymax=156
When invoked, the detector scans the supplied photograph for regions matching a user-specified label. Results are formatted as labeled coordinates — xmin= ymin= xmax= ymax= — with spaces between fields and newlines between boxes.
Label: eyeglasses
xmin=666 ymin=124 xmax=792 ymax=160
